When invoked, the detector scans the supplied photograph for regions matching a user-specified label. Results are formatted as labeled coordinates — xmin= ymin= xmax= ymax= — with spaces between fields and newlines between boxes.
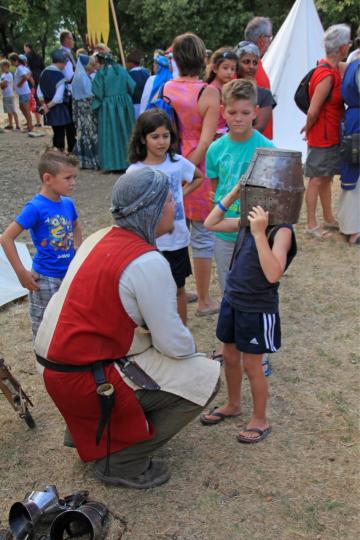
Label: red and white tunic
xmin=35 ymin=226 xmax=219 ymax=462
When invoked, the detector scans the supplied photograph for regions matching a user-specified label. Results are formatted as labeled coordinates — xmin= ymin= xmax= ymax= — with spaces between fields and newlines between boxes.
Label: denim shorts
xmin=187 ymin=220 xmax=214 ymax=259
xmin=214 ymin=236 xmax=235 ymax=294
xmin=18 ymin=93 xmax=30 ymax=104
xmin=305 ymin=145 xmax=341 ymax=177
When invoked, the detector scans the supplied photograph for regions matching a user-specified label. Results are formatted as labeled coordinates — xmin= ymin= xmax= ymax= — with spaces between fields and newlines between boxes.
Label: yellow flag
xmin=86 ymin=0 xmax=110 ymax=46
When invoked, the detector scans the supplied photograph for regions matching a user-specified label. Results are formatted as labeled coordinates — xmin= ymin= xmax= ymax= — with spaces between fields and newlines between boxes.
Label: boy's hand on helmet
xmin=248 ymin=206 xmax=268 ymax=237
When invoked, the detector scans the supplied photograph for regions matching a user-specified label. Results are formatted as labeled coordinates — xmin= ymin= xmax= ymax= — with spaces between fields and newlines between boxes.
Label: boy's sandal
xmin=323 ymin=220 xmax=339 ymax=230
xmin=305 ymin=226 xmax=332 ymax=241
xmin=186 ymin=291 xmax=198 ymax=303
xmin=195 ymin=306 xmax=219 ymax=317
xmin=348 ymin=234 xmax=360 ymax=246
xmin=200 ymin=407 xmax=241 ymax=426
xmin=237 ymin=426 xmax=272 ymax=444
xmin=209 ymin=350 xmax=224 ymax=365
xmin=4 ymin=125 xmax=13 ymax=130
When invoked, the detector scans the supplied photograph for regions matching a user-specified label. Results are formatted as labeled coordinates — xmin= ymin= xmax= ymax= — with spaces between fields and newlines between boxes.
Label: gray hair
xmin=234 ymin=41 xmax=260 ymax=59
xmin=111 ymin=167 xmax=169 ymax=246
xmin=244 ymin=17 xmax=272 ymax=43
xmin=324 ymin=24 xmax=351 ymax=55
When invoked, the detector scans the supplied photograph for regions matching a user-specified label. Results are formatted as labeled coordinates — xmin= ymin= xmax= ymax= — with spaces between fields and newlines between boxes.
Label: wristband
xmin=217 ymin=201 xmax=228 ymax=212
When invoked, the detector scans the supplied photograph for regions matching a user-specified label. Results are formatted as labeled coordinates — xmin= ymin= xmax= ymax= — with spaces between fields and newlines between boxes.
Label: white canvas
xmin=0 ymin=242 xmax=32 ymax=307
xmin=262 ymin=0 xmax=325 ymax=156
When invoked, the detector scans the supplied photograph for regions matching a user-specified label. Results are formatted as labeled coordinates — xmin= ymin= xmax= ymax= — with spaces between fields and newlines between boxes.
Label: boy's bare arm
xmin=210 ymin=177 xmax=218 ymax=204
xmin=183 ymin=166 xmax=203 ymax=197
xmin=1 ymin=222 xmax=39 ymax=290
xmin=204 ymin=181 xmax=240 ymax=233
xmin=17 ymin=75 xmax=28 ymax=87
xmin=72 ymin=220 xmax=83 ymax=251
xmin=249 ymin=206 xmax=292 ymax=283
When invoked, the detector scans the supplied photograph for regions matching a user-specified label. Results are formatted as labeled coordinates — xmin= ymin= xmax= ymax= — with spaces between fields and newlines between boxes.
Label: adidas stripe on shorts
xmin=216 ymin=298 xmax=281 ymax=355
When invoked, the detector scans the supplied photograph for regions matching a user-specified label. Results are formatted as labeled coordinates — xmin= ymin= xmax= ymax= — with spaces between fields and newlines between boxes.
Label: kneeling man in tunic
xmin=34 ymin=167 xmax=220 ymax=489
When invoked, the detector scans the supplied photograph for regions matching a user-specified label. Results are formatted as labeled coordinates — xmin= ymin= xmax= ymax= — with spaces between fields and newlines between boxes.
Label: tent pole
xmin=109 ymin=0 xmax=126 ymax=65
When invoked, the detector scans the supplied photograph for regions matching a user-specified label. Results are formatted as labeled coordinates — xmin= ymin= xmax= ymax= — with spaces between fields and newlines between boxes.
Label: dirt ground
xmin=0 ymin=126 xmax=359 ymax=540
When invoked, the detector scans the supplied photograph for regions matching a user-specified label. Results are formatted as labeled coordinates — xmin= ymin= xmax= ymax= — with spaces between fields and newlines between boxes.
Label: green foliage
xmin=0 ymin=0 xmax=358 ymax=60
xmin=316 ymin=0 xmax=359 ymax=29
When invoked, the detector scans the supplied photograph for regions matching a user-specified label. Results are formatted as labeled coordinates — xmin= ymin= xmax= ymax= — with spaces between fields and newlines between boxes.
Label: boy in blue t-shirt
xmin=206 ymin=79 xmax=274 ymax=293
xmin=1 ymin=150 xmax=82 ymax=338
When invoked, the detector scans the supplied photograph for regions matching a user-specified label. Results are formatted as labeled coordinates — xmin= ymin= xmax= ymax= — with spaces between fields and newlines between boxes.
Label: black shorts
xmin=162 ymin=247 xmax=192 ymax=289
xmin=216 ymin=298 xmax=281 ymax=354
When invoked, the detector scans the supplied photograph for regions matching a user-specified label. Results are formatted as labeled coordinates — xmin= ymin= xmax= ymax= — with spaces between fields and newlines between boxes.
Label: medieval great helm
xmin=239 ymin=148 xmax=304 ymax=226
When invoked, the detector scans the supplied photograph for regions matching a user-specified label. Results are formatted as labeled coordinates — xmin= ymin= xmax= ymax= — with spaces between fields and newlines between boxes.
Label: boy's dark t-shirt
xmin=16 ymin=194 xmax=78 ymax=278
xmin=224 ymin=225 xmax=297 ymax=313
xmin=129 ymin=67 xmax=150 ymax=104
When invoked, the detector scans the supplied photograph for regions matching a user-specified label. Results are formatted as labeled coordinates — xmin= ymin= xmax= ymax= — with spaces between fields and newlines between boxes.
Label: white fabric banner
xmin=263 ymin=0 xmax=325 ymax=156
xmin=0 ymin=242 xmax=32 ymax=307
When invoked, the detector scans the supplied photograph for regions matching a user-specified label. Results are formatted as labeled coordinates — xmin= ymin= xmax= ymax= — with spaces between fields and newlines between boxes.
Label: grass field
xmin=0 ymin=129 xmax=359 ymax=539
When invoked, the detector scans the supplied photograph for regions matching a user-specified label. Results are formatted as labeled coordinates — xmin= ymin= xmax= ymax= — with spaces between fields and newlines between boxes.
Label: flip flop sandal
xmin=195 ymin=306 xmax=219 ymax=317
xmin=186 ymin=292 xmax=198 ymax=303
xmin=237 ymin=426 xmax=272 ymax=444
xmin=200 ymin=407 xmax=241 ymax=426
xmin=323 ymin=221 xmax=339 ymax=230
xmin=209 ymin=351 xmax=224 ymax=365
xmin=348 ymin=235 xmax=360 ymax=246
xmin=305 ymin=226 xmax=332 ymax=241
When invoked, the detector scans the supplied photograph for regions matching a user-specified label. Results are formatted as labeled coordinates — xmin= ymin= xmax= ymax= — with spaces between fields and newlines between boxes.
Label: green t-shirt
xmin=206 ymin=130 xmax=275 ymax=242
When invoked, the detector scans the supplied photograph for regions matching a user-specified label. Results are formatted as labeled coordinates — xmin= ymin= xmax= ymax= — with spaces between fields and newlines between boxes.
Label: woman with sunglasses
xmin=235 ymin=41 xmax=276 ymax=139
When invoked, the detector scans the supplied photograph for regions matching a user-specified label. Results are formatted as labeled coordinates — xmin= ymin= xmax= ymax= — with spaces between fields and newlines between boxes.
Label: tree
xmin=0 ymin=0 xmax=358 ymax=61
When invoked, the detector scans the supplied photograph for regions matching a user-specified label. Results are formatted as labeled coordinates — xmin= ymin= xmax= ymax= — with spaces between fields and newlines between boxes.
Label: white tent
xmin=0 ymin=242 xmax=32 ymax=307
xmin=262 ymin=0 xmax=325 ymax=156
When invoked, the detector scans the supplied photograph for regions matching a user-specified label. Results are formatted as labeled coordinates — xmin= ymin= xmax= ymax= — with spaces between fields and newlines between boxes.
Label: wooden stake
xmin=109 ymin=0 xmax=126 ymax=65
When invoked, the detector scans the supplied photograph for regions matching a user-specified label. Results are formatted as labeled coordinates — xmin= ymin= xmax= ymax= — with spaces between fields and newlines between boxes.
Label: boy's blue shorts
xmin=216 ymin=298 xmax=281 ymax=355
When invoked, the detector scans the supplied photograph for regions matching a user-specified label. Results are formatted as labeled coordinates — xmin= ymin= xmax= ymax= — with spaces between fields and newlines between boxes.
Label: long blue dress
xmin=92 ymin=63 xmax=135 ymax=171
xmin=340 ymin=59 xmax=360 ymax=189
xmin=338 ymin=59 xmax=360 ymax=235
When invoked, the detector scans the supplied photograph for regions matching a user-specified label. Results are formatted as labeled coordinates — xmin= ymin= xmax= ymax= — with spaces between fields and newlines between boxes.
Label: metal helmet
xmin=239 ymin=148 xmax=304 ymax=226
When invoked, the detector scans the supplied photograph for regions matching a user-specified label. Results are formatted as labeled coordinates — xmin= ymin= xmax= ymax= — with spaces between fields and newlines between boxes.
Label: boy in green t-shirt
xmin=206 ymin=79 xmax=274 ymax=293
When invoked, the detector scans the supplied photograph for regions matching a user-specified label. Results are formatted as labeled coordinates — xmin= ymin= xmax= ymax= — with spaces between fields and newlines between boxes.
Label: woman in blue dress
xmin=337 ymin=58 xmax=360 ymax=245
xmin=92 ymin=53 xmax=135 ymax=172
xmin=72 ymin=55 xmax=99 ymax=169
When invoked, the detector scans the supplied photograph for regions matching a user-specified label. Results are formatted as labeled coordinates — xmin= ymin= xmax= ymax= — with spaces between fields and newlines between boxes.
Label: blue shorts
xmin=18 ymin=93 xmax=30 ymax=104
xmin=216 ymin=298 xmax=281 ymax=354
xmin=187 ymin=220 xmax=214 ymax=259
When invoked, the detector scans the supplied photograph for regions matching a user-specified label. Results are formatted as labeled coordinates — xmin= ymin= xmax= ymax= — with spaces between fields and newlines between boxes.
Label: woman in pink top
xmin=205 ymin=48 xmax=238 ymax=137
xmin=164 ymin=33 xmax=220 ymax=315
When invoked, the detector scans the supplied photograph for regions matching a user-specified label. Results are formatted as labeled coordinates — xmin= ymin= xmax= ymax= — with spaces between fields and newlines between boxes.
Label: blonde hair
xmin=38 ymin=149 xmax=79 ymax=180
xmin=86 ymin=55 xmax=96 ymax=72
xmin=222 ymin=79 xmax=257 ymax=107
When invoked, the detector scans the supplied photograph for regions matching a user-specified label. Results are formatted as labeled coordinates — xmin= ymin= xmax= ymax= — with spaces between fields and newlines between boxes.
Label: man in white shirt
xmin=59 ymin=30 xmax=76 ymax=83
xmin=34 ymin=167 xmax=220 ymax=489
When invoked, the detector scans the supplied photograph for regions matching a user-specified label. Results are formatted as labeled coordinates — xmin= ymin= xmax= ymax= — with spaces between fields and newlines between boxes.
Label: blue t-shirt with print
xmin=206 ymin=130 xmax=275 ymax=242
xmin=16 ymin=194 xmax=78 ymax=277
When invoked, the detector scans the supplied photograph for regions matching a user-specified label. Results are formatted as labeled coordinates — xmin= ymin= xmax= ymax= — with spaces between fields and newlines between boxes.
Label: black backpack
xmin=294 ymin=63 xmax=333 ymax=114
